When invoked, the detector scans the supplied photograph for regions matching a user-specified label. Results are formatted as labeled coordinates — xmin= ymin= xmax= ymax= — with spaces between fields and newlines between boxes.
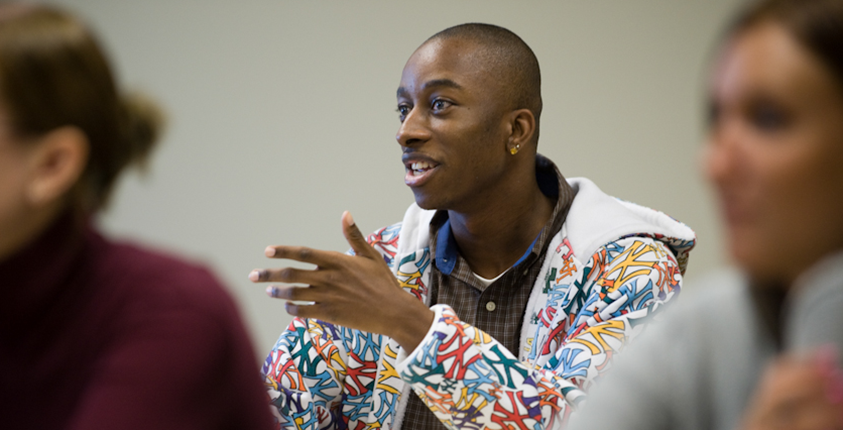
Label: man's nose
xmin=396 ymin=108 xmax=431 ymax=147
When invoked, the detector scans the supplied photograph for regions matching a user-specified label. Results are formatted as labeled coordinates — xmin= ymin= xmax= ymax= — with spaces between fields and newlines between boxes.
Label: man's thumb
xmin=342 ymin=211 xmax=372 ymax=256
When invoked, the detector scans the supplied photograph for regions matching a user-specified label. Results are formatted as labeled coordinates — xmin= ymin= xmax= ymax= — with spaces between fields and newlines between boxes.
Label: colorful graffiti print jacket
xmin=262 ymin=177 xmax=696 ymax=430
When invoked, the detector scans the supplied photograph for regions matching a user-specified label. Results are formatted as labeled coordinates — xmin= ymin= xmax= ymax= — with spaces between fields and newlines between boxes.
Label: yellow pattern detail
xmin=604 ymin=241 xmax=656 ymax=293
xmin=398 ymin=269 xmax=421 ymax=291
xmin=375 ymin=344 xmax=401 ymax=394
xmin=455 ymin=387 xmax=489 ymax=415
xmin=568 ymin=320 xmax=626 ymax=354
xmin=472 ymin=328 xmax=493 ymax=345
xmin=525 ymin=337 xmax=534 ymax=353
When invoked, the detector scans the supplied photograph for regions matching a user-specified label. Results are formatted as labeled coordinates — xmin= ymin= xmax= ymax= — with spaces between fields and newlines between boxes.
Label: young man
xmin=251 ymin=23 xmax=695 ymax=430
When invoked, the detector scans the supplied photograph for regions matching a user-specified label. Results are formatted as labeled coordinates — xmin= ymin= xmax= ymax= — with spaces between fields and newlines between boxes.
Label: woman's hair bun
xmin=0 ymin=3 xmax=169 ymax=212
xmin=120 ymin=91 xmax=166 ymax=170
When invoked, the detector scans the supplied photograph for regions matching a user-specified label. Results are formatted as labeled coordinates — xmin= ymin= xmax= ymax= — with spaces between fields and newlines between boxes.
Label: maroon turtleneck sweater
xmin=0 ymin=213 xmax=274 ymax=430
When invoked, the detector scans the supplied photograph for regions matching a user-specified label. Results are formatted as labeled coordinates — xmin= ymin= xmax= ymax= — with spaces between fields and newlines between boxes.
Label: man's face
xmin=396 ymin=38 xmax=513 ymax=213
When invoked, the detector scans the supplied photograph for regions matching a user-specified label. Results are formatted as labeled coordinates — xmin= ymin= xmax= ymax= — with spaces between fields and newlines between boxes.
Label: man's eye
xmin=397 ymin=105 xmax=410 ymax=120
xmin=431 ymin=99 xmax=451 ymax=112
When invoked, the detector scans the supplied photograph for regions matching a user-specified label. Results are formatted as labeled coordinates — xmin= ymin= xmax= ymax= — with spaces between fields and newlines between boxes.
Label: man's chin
xmin=412 ymin=192 xmax=442 ymax=211
xmin=413 ymin=199 xmax=438 ymax=211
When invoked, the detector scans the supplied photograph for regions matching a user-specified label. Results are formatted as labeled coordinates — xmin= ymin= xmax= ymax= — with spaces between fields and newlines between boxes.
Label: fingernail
xmin=345 ymin=211 xmax=355 ymax=227
xmin=265 ymin=246 xmax=276 ymax=257
xmin=249 ymin=270 xmax=261 ymax=282
xmin=266 ymin=285 xmax=278 ymax=297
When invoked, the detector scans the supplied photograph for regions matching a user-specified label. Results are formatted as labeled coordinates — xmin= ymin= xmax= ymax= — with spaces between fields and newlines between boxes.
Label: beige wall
xmin=54 ymin=0 xmax=743 ymax=354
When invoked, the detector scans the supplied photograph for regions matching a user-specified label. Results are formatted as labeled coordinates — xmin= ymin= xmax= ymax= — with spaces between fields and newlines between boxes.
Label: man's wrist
xmin=388 ymin=299 xmax=435 ymax=353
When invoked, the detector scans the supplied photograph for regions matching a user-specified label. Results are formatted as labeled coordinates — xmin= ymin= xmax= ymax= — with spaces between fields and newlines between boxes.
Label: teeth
xmin=411 ymin=161 xmax=432 ymax=172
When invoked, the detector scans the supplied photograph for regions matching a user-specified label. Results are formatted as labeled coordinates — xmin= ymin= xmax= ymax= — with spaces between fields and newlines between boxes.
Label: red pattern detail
xmin=490 ymin=391 xmax=540 ymax=430
xmin=539 ymin=307 xmax=558 ymax=329
xmin=345 ymin=351 xmax=378 ymax=397
xmin=437 ymin=329 xmax=481 ymax=379
xmin=555 ymin=238 xmax=574 ymax=259
xmin=367 ymin=228 xmax=399 ymax=260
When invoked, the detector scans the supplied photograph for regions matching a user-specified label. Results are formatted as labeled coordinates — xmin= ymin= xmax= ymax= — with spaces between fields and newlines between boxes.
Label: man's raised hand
xmin=250 ymin=211 xmax=434 ymax=352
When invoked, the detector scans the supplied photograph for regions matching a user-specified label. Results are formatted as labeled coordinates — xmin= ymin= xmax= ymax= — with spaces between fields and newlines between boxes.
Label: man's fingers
xmin=262 ymin=245 xmax=340 ymax=267
xmin=283 ymin=301 xmax=323 ymax=320
xmin=265 ymin=284 xmax=316 ymax=301
xmin=342 ymin=211 xmax=375 ymax=258
xmin=263 ymin=287 xmax=324 ymax=320
xmin=250 ymin=267 xmax=324 ymax=285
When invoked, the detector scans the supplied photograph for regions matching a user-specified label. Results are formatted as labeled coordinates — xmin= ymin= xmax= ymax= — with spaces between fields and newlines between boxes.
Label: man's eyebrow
xmin=422 ymin=79 xmax=462 ymax=91
xmin=396 ymin=79 xmax=463 ymax=98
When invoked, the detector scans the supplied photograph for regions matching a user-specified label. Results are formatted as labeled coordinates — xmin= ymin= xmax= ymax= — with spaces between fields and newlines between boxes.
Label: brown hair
xmin=729 ymin=0 xmax=843 ymax=91
xmin=0 ymin=3 xmax=164 ymax=212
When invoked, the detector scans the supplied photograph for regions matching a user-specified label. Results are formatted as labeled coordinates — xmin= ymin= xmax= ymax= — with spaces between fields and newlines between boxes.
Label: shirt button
xmin=485 ymin=301 xmax=496 ymax=312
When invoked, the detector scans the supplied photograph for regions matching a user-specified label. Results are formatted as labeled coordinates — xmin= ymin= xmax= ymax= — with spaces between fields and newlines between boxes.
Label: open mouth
xmin=403 ymin=158 xmax=439 ymax=186
xmin=408 ymin=160 xmax=436 ymax=177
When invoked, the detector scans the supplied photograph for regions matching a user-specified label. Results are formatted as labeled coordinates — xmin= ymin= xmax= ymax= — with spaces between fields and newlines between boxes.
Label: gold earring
xmin=510 ymin=144 xmax=520 ymax=155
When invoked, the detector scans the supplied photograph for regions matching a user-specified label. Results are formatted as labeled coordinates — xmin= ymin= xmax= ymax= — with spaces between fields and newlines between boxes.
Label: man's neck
xmin=447 ymin=184 xmax=554 ymax=279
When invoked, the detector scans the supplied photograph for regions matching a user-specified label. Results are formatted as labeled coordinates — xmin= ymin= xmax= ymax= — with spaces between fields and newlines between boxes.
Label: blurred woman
xmin=0 ymin=4 xmax=273 ymax=429
xmin=569 ymin=0 xmax=843 ymax=429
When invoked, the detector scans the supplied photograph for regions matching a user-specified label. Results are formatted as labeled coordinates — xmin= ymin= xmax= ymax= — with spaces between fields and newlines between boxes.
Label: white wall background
xmin=52 ymin=0 xmax=743 ymax=356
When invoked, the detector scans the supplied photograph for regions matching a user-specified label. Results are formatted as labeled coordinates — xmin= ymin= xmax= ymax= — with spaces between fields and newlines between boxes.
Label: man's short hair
xmin=427 ymin=23 xmax=543 ymax=126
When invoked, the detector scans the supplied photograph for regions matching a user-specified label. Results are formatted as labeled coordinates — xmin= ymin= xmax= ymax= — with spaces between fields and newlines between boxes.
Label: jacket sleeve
xmin=394 ymin=236 xmax=684 ymax=429
xmin=261 ymin=224 xmax=403 ymax=430
xmin=262 ymin=317 xmax=353 ymax=429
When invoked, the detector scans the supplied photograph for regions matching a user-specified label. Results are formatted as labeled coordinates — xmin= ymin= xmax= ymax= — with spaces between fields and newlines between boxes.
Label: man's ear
xmin=505 ymin=108 xmax=536 ymax=155
xmin=25 ymin=126 xmax=89 ymax=207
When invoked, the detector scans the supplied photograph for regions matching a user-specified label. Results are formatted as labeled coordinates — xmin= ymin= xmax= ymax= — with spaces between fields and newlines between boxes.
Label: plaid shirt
xmin=402 ymin=157 xmax=575 ymax=429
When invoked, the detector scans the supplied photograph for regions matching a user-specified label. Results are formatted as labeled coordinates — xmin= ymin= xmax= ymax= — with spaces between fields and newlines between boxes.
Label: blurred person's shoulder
xmin=84 ymin=227 xmax=240 ymax=323
xmin=678 ymin=268 xmax=749 ymax=315
xmin=647 ymin=267 xmax=754 ymax=348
